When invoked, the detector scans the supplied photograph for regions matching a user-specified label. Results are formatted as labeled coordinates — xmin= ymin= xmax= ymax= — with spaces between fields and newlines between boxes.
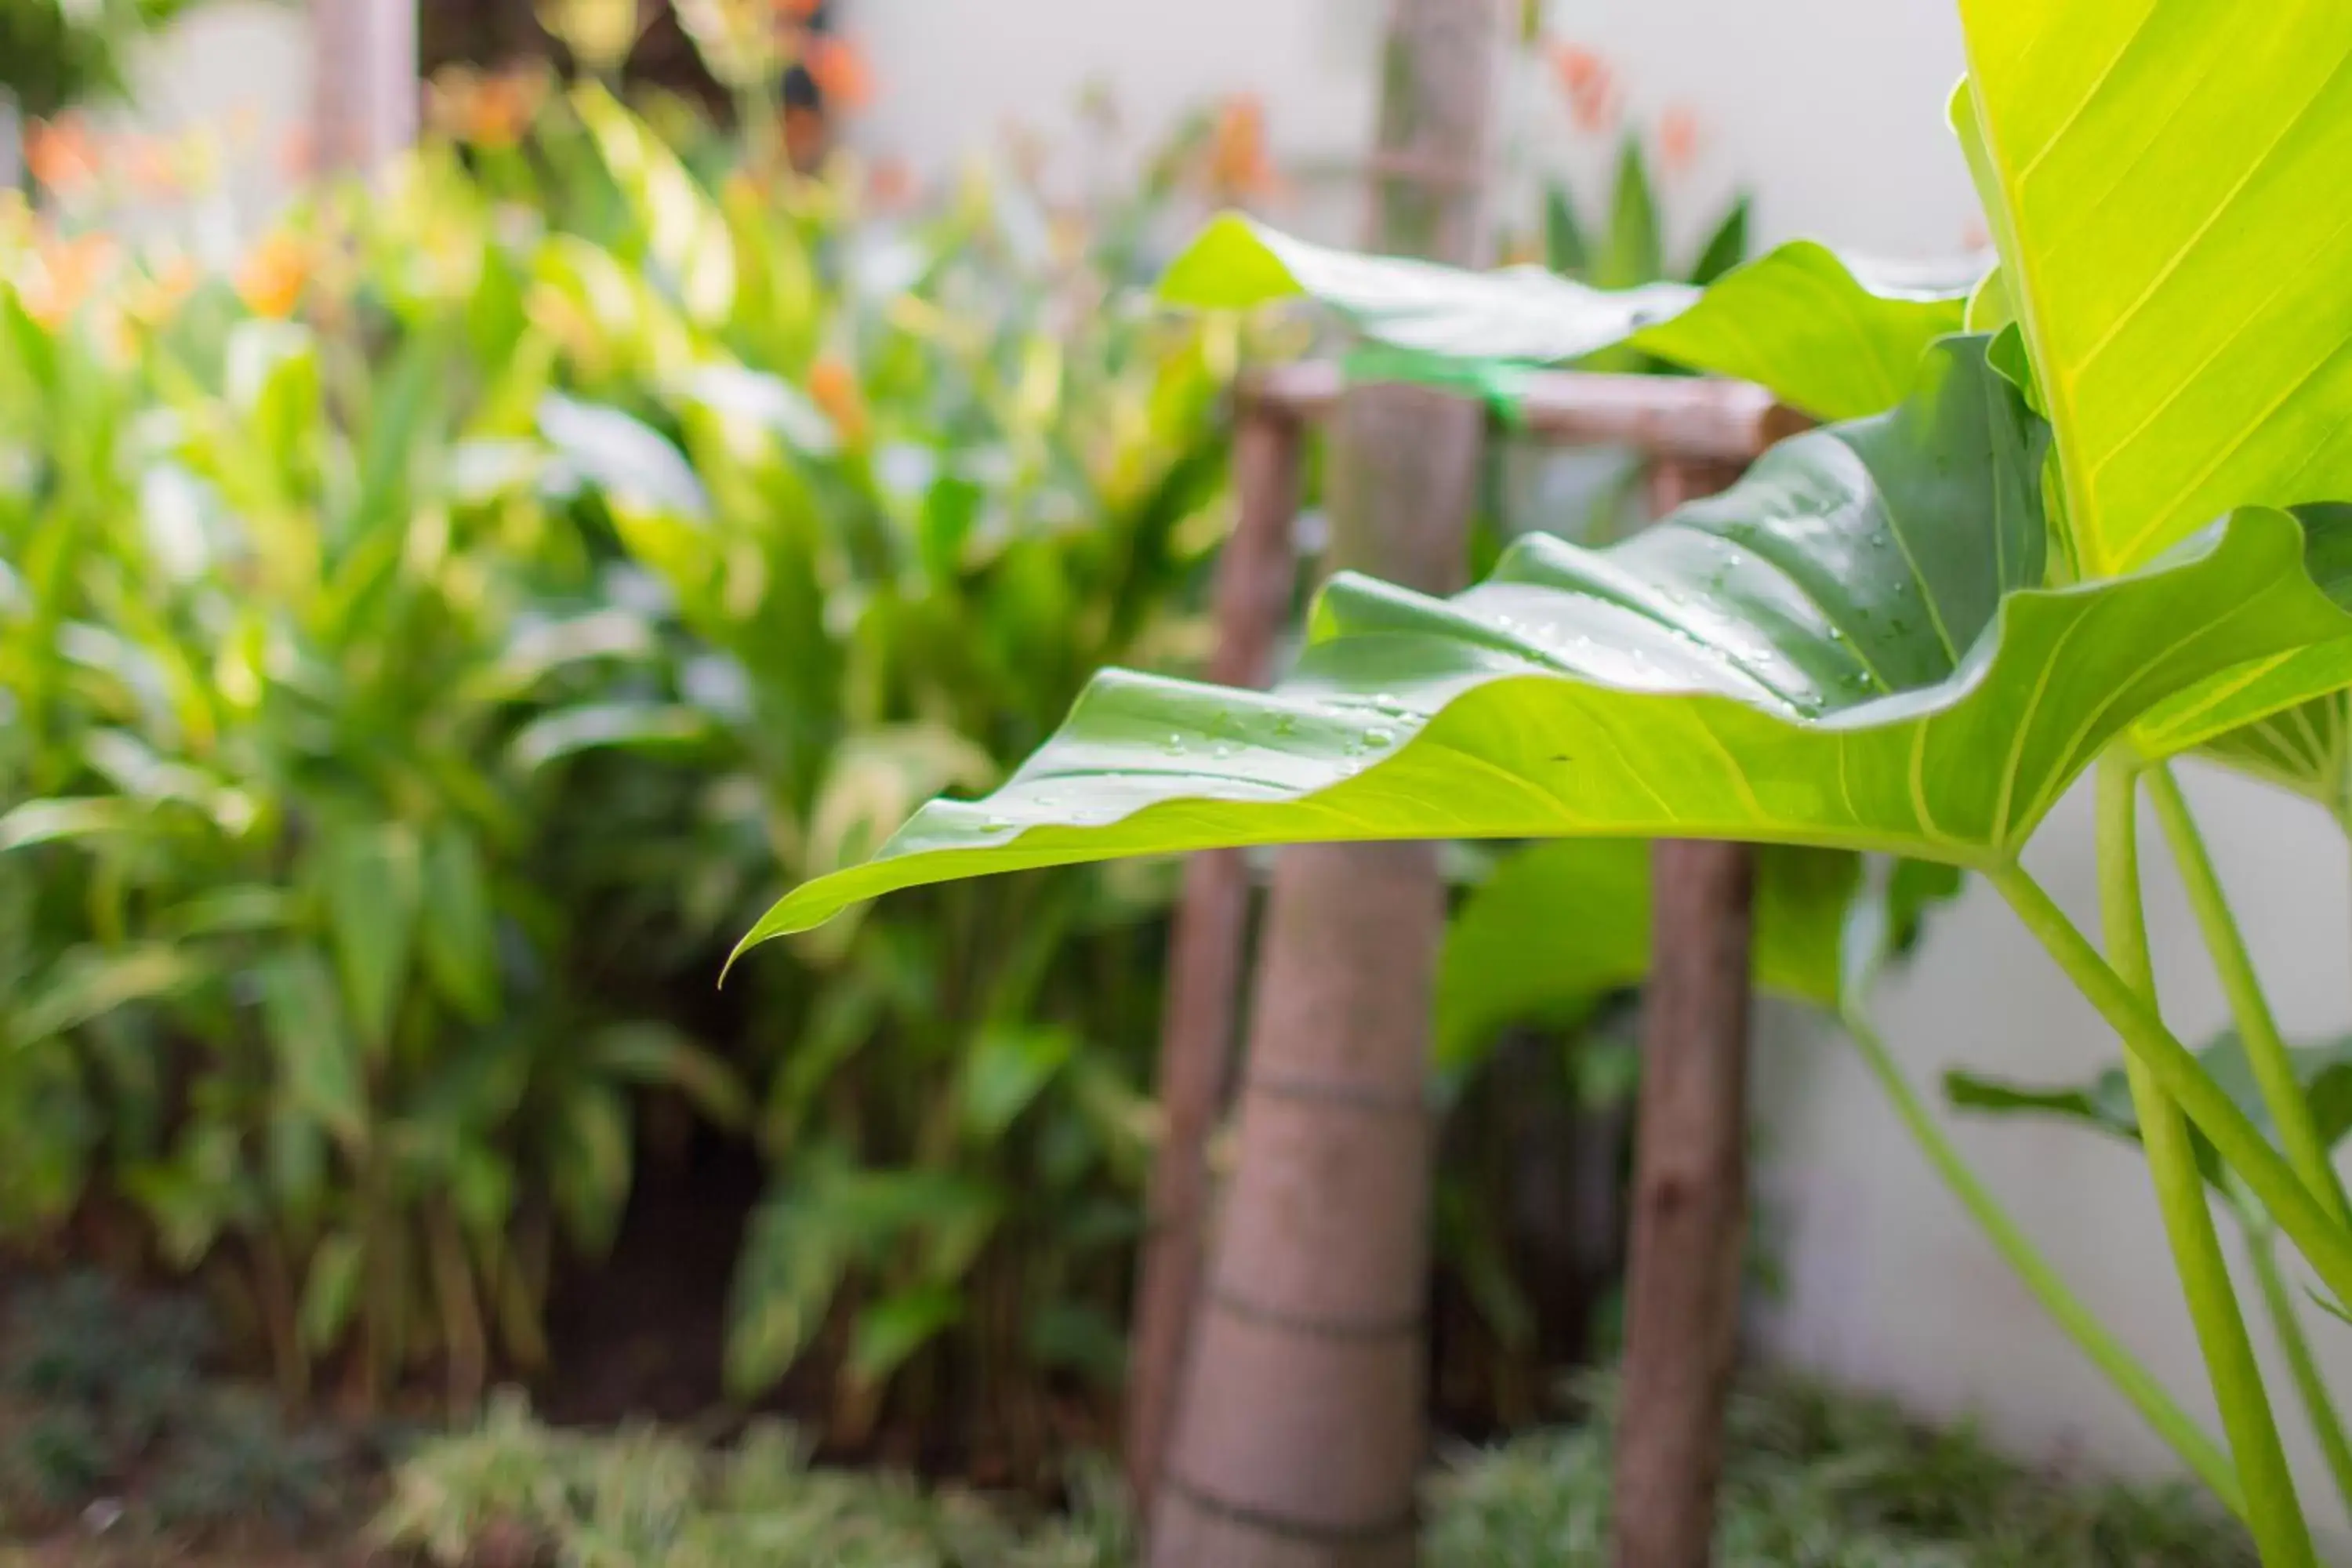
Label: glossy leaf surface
xmin=739 ymin=341 xmax=2352 ymax=952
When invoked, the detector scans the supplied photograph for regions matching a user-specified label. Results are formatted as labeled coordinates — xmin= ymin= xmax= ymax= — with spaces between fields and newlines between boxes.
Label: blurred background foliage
xmin=0 ymin=2 xmax=1761 ymax=1483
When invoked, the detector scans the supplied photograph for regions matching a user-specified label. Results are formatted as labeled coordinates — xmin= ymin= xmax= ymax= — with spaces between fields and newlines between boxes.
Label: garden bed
xmin=0 ymin=1273 xmax=2249 ymax=1568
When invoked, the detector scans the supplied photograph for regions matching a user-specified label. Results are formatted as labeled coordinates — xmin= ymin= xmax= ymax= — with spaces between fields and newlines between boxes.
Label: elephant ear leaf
xmin=1160 ymin=212 xmax=1976 ymax=422
xmin=735 ymin=337 xmax=2352 ymax=960
xmin=1947 ymin=1033 xmax=2352 ymax=1191
xmin=1955 ymin=2 xmax=2352 ymax=575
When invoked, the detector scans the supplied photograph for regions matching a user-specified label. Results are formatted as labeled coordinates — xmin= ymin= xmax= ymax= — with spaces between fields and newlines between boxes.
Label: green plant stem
xmin=1987 ymin=866 xmax=2352 ymax=1322
xmin=2095 ymin=754 xmax=2312 ymax=1567
xmin=2146 ymin=764 xmax=2351 ymax=1225
xmin=2238 ymin=1202 xmax=2352 ymax=1516
xmin=1840 ymin=1002 xmax=2244 ymax=1514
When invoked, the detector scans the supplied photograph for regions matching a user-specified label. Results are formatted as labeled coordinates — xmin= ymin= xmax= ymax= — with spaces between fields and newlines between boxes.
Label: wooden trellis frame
xmin=1130 ymin=367 xmax=1802 ymax=1565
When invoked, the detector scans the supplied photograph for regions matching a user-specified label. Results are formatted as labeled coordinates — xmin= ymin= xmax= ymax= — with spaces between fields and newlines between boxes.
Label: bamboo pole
xmin=310 ymin=0 xmax=417 ymax=176
xmin=1145 ymin=5 xmax=1499 ymax=1560
xmin=1127 ymin=402 xmax=1306 ymax=1516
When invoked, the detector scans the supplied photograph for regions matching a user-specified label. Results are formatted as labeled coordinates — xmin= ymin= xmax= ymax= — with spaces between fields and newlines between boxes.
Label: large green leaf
xmin=736 ymin=339 xmax=2352 ymax=955
xmin=1434 ymin=843 xmax=1854 ymax=1070
xmin=1957 ymin=2 xmax=2352 ymax=575
xmin=2127 ymin=507 xmax=2352 ymax=808
xmin=1160 ymin=212 xmax=1974 ymax=421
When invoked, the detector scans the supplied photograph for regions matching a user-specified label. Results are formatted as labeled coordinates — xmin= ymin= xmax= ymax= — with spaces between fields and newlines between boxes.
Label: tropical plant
xmin=0 ymin=169 xmax=750 ymax=1406
xmin=0 ymin=68 xmax=1244 ymax=1443
xmin=737 ymin=2 xmax=2352 ymax=1559
xmin=504 ymin=85 xmax=1236 ymax=1448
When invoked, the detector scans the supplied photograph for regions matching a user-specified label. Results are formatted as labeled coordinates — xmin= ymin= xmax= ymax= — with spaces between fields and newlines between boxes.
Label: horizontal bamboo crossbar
xmin=1240 ymin=361 xmax=1809 ymax=463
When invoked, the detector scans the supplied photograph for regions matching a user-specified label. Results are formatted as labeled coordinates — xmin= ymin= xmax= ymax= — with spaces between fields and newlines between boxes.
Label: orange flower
xmin=474 ymin=65 xmax=551 ymax=148
xmin=426 ymin=64 xmax=547 ymax=151
xmin=1657 ymin=106 xmax=1701 ymax=173
xmin=868 ymin=155 xmax=916 ymax=212
xmin=1203 ymin=93 xmax=1281 ymax=203
xmin=236 ymin=231 xmax=312 ymax=319
xmin=1549 ymin=41 xmax=1620 ymax=134
xmin=127 ymin=252 xmax=201 ymax=324
xmin=278 ymin=127 xmax=318 ymax=180
xmin=771 ymin=0 xmax=822 ymax=17
xmin=122 ymin=133 xmax=187 ymax=198
xmin=20 ymin=233 xmax=118 ymax=327
xmin=804 ymin=35 xmax=874 ymax=111
xmin=1550 ymin=42 xmax=1605 ymax=96
xmin=25 ymin=117 xmax=100 ymax=197
xmin=805 ymin=354 xmax=868 ymax=447
xmin=1569 ymin=74 xmax=1621 ymax=135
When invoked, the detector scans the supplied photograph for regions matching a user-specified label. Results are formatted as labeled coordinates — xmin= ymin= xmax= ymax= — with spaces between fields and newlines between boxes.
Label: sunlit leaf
xmin=0 ymin=797 xmax=154 ymax=851
xmin=572 ymin=82 xmax=736 ymax=325
xmin=509 ymin=702 xmax=718 ymax=771
xmin=539 ymin=394 xmax=711 ymax=521
xmin=1956 ymin=5 xmax=2352 ymax=574
xmin=14 ymin=944 xmax=203 ymax=1041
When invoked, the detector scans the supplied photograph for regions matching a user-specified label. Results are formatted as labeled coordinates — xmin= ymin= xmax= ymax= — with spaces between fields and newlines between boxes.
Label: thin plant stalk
xmin=2237 ymin=1200 xmax=2352 ymax=1517
xmin=1987 ymin=866 xmax=2352 ymax=1318
xmin=2146 ymin=764 xmax=2351 ymax=1225
xmin=1841 ymin=1001 xmax=2245 ymax=1513
xmin=2096 ymin=753 xmax=2313 ymax=1567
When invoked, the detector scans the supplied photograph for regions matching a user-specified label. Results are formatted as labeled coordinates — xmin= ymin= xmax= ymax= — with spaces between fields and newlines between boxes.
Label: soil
xmin=535 ymin=1123 xmax=764 ymax=1428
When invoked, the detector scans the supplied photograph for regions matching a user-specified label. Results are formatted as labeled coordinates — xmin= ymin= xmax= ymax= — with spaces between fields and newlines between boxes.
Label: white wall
xmin=1760 ymin=767 xmax=2352 ymax=1536
xmin=25 ymin=3 xmax=315 ymax=259
xmin=849 ymin=0 xmax=1983 ymax=260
